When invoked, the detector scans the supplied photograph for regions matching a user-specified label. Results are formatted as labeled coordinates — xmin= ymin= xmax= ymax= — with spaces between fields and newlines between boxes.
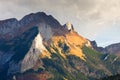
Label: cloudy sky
xmin=0 ymin=0 xmax=120 ymax=47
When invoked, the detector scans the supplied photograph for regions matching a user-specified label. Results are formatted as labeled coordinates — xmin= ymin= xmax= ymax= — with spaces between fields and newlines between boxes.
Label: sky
xmin=0 ymin=0 xmax=120 ymax=47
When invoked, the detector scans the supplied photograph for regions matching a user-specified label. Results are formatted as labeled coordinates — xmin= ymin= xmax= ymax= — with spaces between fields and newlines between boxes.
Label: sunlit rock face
xmin=64 ymin=22 xmax=74 ymax=31
xmin=20 ymin=33 xmax=44 ymax=72
xmin=1 ymin=12 xmax=110 ymax=80
xmin=7 ymin=27 xmax=39 ymax=74
xmin=20 ymin=24 xmax=53 ymax=72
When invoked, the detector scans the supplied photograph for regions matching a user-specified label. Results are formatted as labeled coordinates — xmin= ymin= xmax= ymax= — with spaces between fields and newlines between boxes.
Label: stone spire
xmin=64 ymin=22 xmax=74 ymax=32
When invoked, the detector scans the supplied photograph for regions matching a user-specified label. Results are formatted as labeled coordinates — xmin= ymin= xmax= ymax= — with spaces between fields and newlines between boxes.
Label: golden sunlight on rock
xmin=39 ymin=50 xmax=51 ymax=58
xmin=49 ymin=31 xmax=90 ymax=61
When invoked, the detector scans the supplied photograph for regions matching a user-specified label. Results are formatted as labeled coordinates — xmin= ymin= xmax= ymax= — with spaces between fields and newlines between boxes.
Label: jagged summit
xmin=90 ymin=41 xmax=120 ymax=56
xmin=0 ymin=12 xmax=120 ymax=80
xmin=19 ymin=12 xmax=61 ymax=28
xmin=0 ymin=12 xmax=91 ymax=61
xmin=104 ymin=42 xmax=120 ymax=56
xmin=0 ymin=12 xmax=62 ymax=40
xmin=0 ymin=18 xmax=18 ymax=24
xmin=0 ymin=12 xmax=92 ymax=77
xmin=64 ymin=22 xmax=74 ymax=31
xmin=0 ymin=12 xmax=61 ymax=28
xmin=0 ymin=12 xmax=77 ymax=41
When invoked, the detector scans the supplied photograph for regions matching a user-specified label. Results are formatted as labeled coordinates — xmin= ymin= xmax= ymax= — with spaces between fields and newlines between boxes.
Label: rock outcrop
xmin=0 ymin=12 xmax=92 ymax=78
xmin=0 ymin=12 xmax=61 ymax=41
xmin=90 ymin=40 xmax=104 ymax=52
xmin=0 ymin=12 xmax=120 ymax=80
xmin=63 ymin=22 xmax=74 ymax=32
xmin=104 ymin=42 xmax=120 ymax=56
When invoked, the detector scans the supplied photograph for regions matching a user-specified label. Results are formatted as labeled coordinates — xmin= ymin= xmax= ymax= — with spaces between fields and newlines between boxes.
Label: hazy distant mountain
xmin=104 ymin=43 xmax=120 ymax=56
xmin=0 ymin=12 xmax=120 ymax=80
xmin=90 ymin=41 xmax=120 ymax=57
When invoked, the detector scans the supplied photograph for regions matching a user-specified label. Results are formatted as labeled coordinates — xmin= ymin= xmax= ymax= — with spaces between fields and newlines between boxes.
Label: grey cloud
xmin=6 ymin=0 xmax=97 ymax=12
xmin=0 ymin=0 xmax=120 ymax=46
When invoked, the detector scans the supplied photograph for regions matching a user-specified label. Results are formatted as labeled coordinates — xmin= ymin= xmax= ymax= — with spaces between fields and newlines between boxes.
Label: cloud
xmin=0 ymin=0 xmax=120 ymax=46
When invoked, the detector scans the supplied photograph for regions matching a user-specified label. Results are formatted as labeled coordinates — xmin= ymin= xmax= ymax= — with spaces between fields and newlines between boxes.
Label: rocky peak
xmin=91 ymin=41 xmax=120 ymax=56
xmin=0 ymin=12 xmax=62 ymax=40
xmin=64 ymin=22 xmax=74 ymax=32
xmin=90 ymin=40 xmax=104 ymax=52
xmin=0 ymin=18 xmax=18 ymax=25
xmin=0 ymin=18 xmax=18 ymax=34
xmin=90 ymin=40 xmax=97 ymax=48
xmin=104 ymin=42 xmax=120 ymax=56
xmin=19 ymin=12 xmax=61 ymax=28
xmin=0 ymin=12 xmax=95 ymax=77
xmin=19 ymin=12 xmax=47 ymax=26
xmin=1 ymin=12 xmax=120 ymax=80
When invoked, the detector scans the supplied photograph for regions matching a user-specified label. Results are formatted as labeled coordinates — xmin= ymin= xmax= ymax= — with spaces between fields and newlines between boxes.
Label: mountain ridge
xmin=0 ymin=12 xmax=120 ymax=80
xmin=91 ymin=41 xmax=120 ymax=57
xmin=0 ymin=12 xmax=61 ymax=41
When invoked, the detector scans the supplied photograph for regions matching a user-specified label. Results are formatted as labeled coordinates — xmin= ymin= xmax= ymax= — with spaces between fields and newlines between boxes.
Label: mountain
xmin=104 ymin=43 xmax=120 ymax=57
xmin=90 ymin=40 xmax=104 ymax=52
xmin=0 ymin=12 xmax=120 ymax=80
xmin=91 ymin=41 xmax=120 ymax=57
